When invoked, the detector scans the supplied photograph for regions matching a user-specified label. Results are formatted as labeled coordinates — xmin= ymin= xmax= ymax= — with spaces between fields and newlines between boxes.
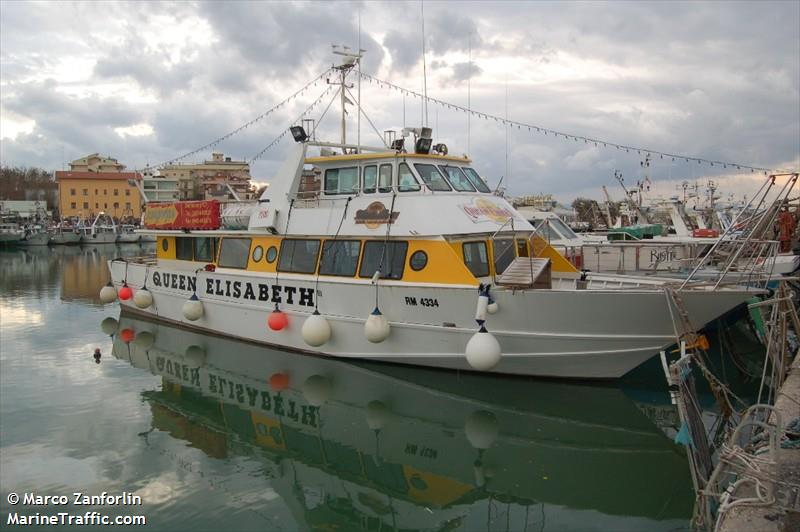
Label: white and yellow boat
xmin=105 ymin=127 xmax=759 ymax=379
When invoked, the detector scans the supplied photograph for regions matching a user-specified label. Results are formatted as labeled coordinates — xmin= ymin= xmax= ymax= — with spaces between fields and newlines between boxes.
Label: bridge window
xmin=463 ymin=167 xmax=491 ymax=193
xmin=378 ymin=164 xmax=393 ymax=193
xmin=440 ymin=166 xmax=476 ymax=192
xmin=413 ymin=163 xmax=451 ymax=191
xmin=463 ymin=241 xmax=489 ymax=277
xmin=398 ymin=163 xmax=420 ymax=192
xmin=324 ymin=167 xmax=358 ymax=195
xmin=363 ymin=165 xmax=377 ymax=194
xmin=278 ymin=239 xmax=321 ymax=273
xmin=319 ymin=240 xmax=361 ymax=276
xmin=219 ymin=238 xmax=252 ymax=269
xmin=359 ymin=241 xmax=408 ymax=279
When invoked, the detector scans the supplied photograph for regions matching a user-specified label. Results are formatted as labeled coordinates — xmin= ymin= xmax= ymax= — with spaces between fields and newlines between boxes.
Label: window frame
xmin=492 ymin=238 xmax=516 ymax=275
xmin=277 ymin=238 xmax=321 ymax=274
xmin=358 ymin=241 xmax=409 ymax=280
xmin=397 ymin=162 xmax=421 ymax=192
xmin=319 ymin=239 xmax=362 ymax=277
xmin=462 ymin=167 xmax=492 ymax=193
xmin=218 ymin=237 xmax=252 ymax=269
xmin=324 ymin=166 xmax=359 ymax=195
xmin=193 ymin=237 xmax=218 ymax=263
xmin=176 ymin=237 xmax=194 ymax=261
xmin=462 ymin=241 xmax=490 ymax=278
xmin=378 ymin=164 xmax=393 ymax=193
xmin=362 ymin=165 xmax=377 ymax=194
xmin=413 ymin=163 xmax=452 ymax=191
xmin=439 ymin=165 xmax=477 ymax=192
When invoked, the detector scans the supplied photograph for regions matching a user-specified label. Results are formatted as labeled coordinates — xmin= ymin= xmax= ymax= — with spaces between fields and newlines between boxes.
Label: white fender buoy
xmin=184 ymin=345 xmax=206 ymax=369
xmin=133 ymin=287 xmax=153 ymax=309
xmin=487 ymin=299 xmax=499 ymax=315
xmin=465 ymin=410 xmax=499 ymax=450
xmin=366 ymin=400 xmax=391 ymax=431
xmin=302 ymin=310 xmax=331 ymax=347
xmin=182 ymin=294 xmax=204 ymax=321
xmin=133 ymin=330 xmax=155 ymax=349
xmin=99 ymin=282 xmax=117 ymax=304
xmin=100 ymin=317 xmax=119 ymax=336
xmin=465 ymin=326 xmax=502 ymax=371
xmin=475 ymin=293 xmax=489 ymax=322
xmin=302 ymin=375 xmax=332 ymax=407
xmin=364 ymin=307 xmax=391 ymax=343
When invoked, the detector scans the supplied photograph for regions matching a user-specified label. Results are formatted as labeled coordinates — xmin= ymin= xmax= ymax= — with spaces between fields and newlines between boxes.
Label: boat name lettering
xmin=404 ymin=443 xmax=438 ymax=459
xmin=151 ymin=271 xmax=315 ymax=307
xmin=404 ymin=296 xmax=438 ymax=307
xmin=155 ymin=355 xmax=319 ymax=428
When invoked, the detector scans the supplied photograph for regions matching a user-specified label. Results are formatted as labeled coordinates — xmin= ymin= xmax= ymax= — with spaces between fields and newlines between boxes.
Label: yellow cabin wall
xmin=247 ymin=236 xmax=282 ymax=273
xmin=157 ymin=236 xmax=177 ymax=260
xmin=531 ymin=235 xmax=579 ymax=273
xmin=403 ymin=240 xmax=479 ymax=285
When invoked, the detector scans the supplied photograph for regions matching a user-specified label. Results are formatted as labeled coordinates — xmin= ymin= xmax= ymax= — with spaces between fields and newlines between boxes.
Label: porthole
xmin=266 ymin=246 xmax=278 ymax=263
xmin=161 ymin=239 xmax=169 ymax=252
xmin=409 ymin=250 xmax=428 ymax=271
xmin=252 ymin=245 xmax=264 ymax=262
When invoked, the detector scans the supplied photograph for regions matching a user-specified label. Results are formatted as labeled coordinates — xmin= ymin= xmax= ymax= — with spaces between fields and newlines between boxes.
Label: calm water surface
xmin=1 ymin=245 xmax=721 ymax=531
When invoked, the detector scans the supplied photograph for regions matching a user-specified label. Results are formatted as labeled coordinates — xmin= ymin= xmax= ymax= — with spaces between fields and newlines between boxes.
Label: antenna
xmin=420 ymin=0 xmax=428 ymax=127
xmin=330 ymin=44 xmax=363 ymax=148
xmin=357 ymin=7 xmax=362 ymax=152
xmin=467 ymin=31 xmax=471 ymax=155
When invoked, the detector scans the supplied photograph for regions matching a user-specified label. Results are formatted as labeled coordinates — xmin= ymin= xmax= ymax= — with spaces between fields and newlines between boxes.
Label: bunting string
xmin=358 ymin=71 xmax=788 ymax=174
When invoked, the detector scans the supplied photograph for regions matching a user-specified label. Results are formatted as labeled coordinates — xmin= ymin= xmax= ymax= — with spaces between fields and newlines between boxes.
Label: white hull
xmin=111 ymin=260 xmax=757 ymax=379
xmin=18 ymin=232 xmax=51 ymax=246
xmin=0 ymin=233 xmax=22 ymax=244
xmin=82 ymin=232 xmax=117 ymax=244
xmin=49 ymin=232 xmax=82 ymax=245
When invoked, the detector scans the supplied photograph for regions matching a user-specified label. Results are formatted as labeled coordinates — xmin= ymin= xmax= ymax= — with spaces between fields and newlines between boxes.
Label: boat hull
xmin=82 ymin=232 xmax=117 ymax=244
xmin=116 ymin=233 xmax=140 ymax=243
xmin=49 ymin=232 xmax=82 ymax=245
xmin=18 ymin=232 xmax=51 ymax=246
xmin=111 ymin=260 xmax=758 ymax=379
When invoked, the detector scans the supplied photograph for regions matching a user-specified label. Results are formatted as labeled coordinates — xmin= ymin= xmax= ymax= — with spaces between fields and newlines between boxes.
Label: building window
xmin=83 ymin=202 xmax=89 ymax=209
xmin=104 ymin=189 xmax=108 ymax=195
xmin=82 ymin=189 xmax=88 ymax=196
xmin=125 ymin=189 xmax=130 ymax=196
xmin=125 ymin=202 xmax=131 ymax=209
xmin=113 ymin=202 xmax=119 ymax=209
xmin=463 ymin=241 xmax=489 ymax=277
xmin=70 ymin=202 xmax=76 ymax=209
xmin=319 ymin=240 xmax=361 ymax=276
xmin=95 ymin=189 xmax=98 ymax=195
xmin=359 ymin=241 xmax=408 ymax=279
xmin=95 ymin=203 xmax=99 ymax=209
xmin=219 ymin=238 xmax=252 ymax=269
xmin=104 ymin=203 xmax=108 ymax=208
xmin=70 ymin=188 xmax=76 ymax=195
xmin=114 ymin=189 xmax=119 ymax=196
xmin=278 ymin=239 xmax=321 ymax=273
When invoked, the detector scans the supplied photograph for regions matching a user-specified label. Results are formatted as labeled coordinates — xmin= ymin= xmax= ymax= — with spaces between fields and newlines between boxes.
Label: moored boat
xmin=0 ymin=222 xmax=23 ymax=245
xmin=18 ymin=225 xmax=51 ymax=246
xmin=81 ymin=213 xmax=118 ymax=244
xmin=116 ymin=224 xmax=140 ymax=243
xmin=105 ymin=125 xmax=762 ymax=379
xmin=49 ymin=223 xmax=82 ymax=245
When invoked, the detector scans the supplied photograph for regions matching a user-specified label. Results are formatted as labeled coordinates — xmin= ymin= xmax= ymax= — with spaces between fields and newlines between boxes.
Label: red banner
xmin=144 ymin=200 xmax=221 ymax=230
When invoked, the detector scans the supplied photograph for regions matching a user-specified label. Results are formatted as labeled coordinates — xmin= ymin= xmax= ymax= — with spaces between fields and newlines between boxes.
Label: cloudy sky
xmin=1 ymin=0 xmax=798 ymax=202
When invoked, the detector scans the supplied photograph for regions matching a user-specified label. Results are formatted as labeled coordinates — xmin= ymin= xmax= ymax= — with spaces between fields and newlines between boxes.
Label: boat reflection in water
xmin=111 ymin=313 xmax=694 ymax=531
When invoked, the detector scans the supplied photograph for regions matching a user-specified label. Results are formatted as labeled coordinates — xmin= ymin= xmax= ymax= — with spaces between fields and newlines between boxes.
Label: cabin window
xmin=397 ymin=163 xmax=420 ymax=192
xmin=493 ymin=239 xmax=516 ymax=275
xmin=266 ymin=246 xmax=278 ymax=263
xmin=440 ymin=166 xmax=477 ymax=192
xmin=161 ymin=239 xmax=169 ymax=252
xmin=363 ymin=165 xmax=377 ymax=194
xmin=516 ymin=239 xmax=529 ymax=257
xmin=218 ymin=238 xmax=252 ymax=269
xmin=463 ymin=167 xmax=491 ymax=193
xmin=414 ymin=163 xmax=452 ymax=191
xmin=463 ymin=241 xmax=489 ymax=277
xmin=278 ymin=239 xmax=321 ymax=273
xmin=379 ymin=164 xmax=393 ymax=192
xmin=252 ymin=245 xmax=264 ymax=263
xmin=359 ymin=241 xmax=408 ymax=279
xmin=324 ymin=167 xmax=359 ymax=195
xmin=194 ymin=237 xmax=218 ymax=262
xmin=409 ymin=250 xmax=428 ymax=271
xmin=319 ymin=240 xmax=361 ymax=276
xmin=176 ymin=237 xmax=194 ymax=261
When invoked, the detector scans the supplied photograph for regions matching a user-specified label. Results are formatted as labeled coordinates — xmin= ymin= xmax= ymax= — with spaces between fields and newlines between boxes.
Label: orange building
xmin=55 ymin=171 xmax=142 ymax=219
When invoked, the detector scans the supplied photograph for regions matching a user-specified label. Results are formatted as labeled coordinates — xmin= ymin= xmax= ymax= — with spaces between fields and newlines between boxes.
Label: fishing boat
xmin=103 ymin=120 xmax=765 ymax=379
xmin=81 ymin=213 xmax=118 ymax=244
xmin=0 ymin=222 xmax=23 ymax=245
xmin=108 ymin=313 xmax=694 ymax=529
xmin=48 ymin=223 xmax=82 ymax=245
xmin=18 ymin=224 xmax=51 ymax=246
xmin=116 ymin=224 xmax=141 ymax=243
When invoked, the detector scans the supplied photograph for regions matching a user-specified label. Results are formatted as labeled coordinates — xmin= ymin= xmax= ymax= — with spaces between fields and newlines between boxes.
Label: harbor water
xmin=1 ymin=244 xmax=761 ymax=531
